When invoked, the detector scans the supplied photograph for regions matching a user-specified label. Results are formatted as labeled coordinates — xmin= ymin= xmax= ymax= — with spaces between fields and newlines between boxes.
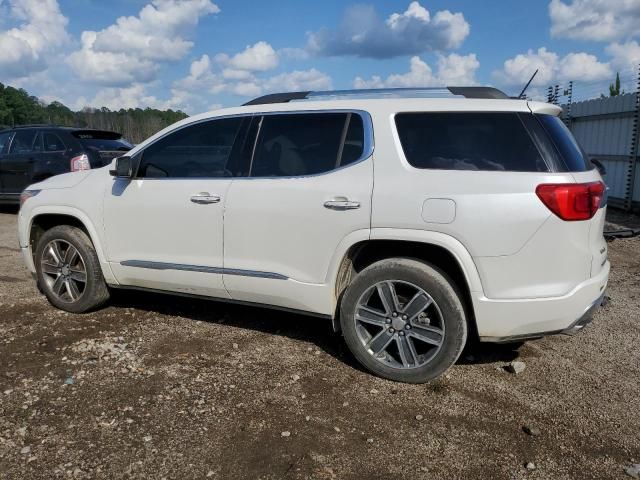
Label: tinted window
xmin=340 ymin=114 xmax=365 ymax=166
xmin=0 ymin=132 xmax=12 ymax=154
xmin=395 ymin=112 xmax=548 ymax=172
xmin=251 ymin=113 xmax=363 ymax=177
xmin=536 ymin=114 xmax=592 ymax=172
xmin=9 ymin=130 xmax=37 ymax=154
xmin=80 ymin=138 xmax=131 ymax=151
xmin=44 ymin=133 xmax=66 ymax=152
xmin=138 ymin=117 xmax=243 ymax=178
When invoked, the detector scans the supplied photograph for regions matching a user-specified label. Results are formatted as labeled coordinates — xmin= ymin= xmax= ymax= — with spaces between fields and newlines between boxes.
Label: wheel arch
xmin=27 ymin=206 xmax=117 ymax=285
xmin=332 ymin=231 xmax=483 ymax=340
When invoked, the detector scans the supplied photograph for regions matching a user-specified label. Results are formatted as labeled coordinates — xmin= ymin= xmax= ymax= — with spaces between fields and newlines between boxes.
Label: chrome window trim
xmin=120 ymin=260 xmax=288 ymax=280
xmin=130 ymin=109 xmax=374 ymax=181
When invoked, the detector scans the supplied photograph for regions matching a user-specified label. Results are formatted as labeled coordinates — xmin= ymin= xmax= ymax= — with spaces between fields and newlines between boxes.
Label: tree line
xmin=0 ymin=82 xmax=188 ymax=144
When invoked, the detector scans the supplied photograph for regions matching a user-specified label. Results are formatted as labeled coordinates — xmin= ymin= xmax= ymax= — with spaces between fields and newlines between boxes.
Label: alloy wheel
xmin=40 ymin=240 xmax=87 ymax=303
xmin=354 ymin=280 xmax=445 ymax=369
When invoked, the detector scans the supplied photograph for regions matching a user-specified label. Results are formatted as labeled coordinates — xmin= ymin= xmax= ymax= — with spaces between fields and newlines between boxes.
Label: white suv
xmin=17 ymin=87 xmax=609 ymax=383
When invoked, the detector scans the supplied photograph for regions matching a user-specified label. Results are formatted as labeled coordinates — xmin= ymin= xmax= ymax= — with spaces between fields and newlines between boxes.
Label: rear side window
xmin=535 ymin=114 xmax=592 ymax=172
xmin=9 ymin=130 xmax=37 ymax=154
xmin=250 ymin=113 xmax=365 ymax=177
xmin=395 ymin=112 xmax=548 ymax=172
xmin=44 ymin=133 xmax=66 ymax=152
xmin=138 ymin=117 xmax=244 ymax=178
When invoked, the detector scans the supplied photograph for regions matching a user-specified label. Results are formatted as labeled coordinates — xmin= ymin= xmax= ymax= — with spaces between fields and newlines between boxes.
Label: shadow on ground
xmin=110 ymin=289 xmax=522 ymax=372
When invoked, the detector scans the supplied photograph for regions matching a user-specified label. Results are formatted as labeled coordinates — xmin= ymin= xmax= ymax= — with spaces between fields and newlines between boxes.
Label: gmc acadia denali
xmin=17 ymin=87 xmax=609 ymax=383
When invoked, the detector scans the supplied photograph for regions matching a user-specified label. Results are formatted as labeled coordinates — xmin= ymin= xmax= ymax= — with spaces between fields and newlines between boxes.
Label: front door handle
xmin=324 ymin=197 xmax=361 ymax=211
xmin=190 ymin=192 xmax=221 ymax=204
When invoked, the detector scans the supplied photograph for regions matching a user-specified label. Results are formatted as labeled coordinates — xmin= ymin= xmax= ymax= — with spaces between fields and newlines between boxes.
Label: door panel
xmin=224 ymin=159 xmax=373 ymax=284
xmin=0 ymin=131 xmax=12 ymax=195
xmin=103 ymin=116 xmax=248 ymax=298
xmin=223 ymin=111 xmax=374 ymax=314
xmin=3 ymin=129 xmax=38 ymax=194
xmin=104 ymin=178 xmax=232 ymax=297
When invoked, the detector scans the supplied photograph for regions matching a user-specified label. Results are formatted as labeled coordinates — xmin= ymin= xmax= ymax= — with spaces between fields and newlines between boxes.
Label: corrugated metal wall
xmin=563 ymin=92 xmax=639 ymax=209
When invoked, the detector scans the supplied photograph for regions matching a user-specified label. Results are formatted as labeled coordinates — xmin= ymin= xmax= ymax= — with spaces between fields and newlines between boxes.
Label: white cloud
xmin=549 ymin=0 xmax=640 ymax=42
xmin=0 ymin=0 xmax=69 ymax=78
xmin=606 ymin=41 xmax=640 ymax=73
xmin=353 ymin=54 xmax=479 ymax=89
xmin=172 ymin=40 xmax=331 ymax=104
xmin=174 ymin=54 xmax=224 ymax=92
xmin=66 ymin=0 xmax=219 ymax=86
xmin=263 ymin=69 xmax=332 ymax=92
xmin=308 ymin=1 xmax=470 ymax=59
xmin=493 ymin=47 xmax=612 ymax=86
xmin=217 ymin=41 xmax=279 ymax=72
xmin=82 ymin=84 xmax=197 ymax=113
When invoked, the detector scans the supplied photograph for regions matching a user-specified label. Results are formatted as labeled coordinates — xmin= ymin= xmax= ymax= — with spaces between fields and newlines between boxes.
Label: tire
xmin=340 ymin=258 xmax=467 ymax=383
xmin=35 ymin=225 xmax=110 ymax=313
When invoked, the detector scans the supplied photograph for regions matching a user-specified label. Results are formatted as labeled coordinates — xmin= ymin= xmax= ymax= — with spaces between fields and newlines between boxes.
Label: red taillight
xmin=536 ymin=181 xmax=605 ymax=221
xmin=70 ymin=154 xmax=90 ymax=172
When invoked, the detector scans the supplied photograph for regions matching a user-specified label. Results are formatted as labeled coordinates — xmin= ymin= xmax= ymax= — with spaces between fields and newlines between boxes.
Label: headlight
xmin=19 ymin=190 xmax=41 ymax=208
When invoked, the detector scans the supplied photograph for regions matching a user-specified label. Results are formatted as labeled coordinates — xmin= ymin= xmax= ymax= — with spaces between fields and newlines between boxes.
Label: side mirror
xmin=109 ymin=156 xmax=133 ymax=178
xmin=591 ymin=158 xmax=606 ymax=176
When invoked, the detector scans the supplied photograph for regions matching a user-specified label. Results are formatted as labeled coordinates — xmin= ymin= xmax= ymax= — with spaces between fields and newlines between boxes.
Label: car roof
xmin=0 ymin=125 xmax=122 ymax=136
xmin=127 ymin=87 xmax=562 ymax=157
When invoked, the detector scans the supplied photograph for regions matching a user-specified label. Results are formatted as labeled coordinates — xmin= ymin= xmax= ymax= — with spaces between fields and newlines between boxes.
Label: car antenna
xmin=518 ymin=69 xmax=538 ymax=99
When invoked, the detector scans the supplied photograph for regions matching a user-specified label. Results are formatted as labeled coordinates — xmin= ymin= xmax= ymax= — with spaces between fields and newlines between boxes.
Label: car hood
xmin=29 ymin=170 xmax=93 ymax=191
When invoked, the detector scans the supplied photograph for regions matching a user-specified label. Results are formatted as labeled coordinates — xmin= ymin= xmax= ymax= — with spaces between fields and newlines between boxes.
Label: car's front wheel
xmin=35 ymin=225 xmax=110 ymax=313
xmin=340 ymin=258 xmax=467 ymax=383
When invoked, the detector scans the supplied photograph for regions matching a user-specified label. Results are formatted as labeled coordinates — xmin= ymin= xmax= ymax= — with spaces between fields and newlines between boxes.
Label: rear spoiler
xmin=72 ymin=130 xmax=123 ymax=140
xmin=527 ymin=101 xmax=562 ymax=116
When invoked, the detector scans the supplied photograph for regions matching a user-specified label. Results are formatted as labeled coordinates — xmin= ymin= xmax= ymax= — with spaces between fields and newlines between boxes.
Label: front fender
xmin=19 ymin=204 xmax=118 ymax=285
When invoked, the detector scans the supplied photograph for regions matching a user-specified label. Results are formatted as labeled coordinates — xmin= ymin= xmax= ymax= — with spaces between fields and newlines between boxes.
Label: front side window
xmin=250 ymin=113 xmax=365 ymax=177
xmin=137 ymin=117 xmax=244 ymax=178
xmin=395 ymin=112 xmax=548 ymax=172
xmin=9 ymin=130 xmax=37 ymax=154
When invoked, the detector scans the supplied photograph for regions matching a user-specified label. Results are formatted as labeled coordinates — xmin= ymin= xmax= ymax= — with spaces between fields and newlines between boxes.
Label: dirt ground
xmin=0 ymin=207 xmax=638 ymax=480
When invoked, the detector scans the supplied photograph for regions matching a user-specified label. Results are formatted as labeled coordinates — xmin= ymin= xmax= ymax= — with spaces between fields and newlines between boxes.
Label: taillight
xmin=70 ymin=154 xmax=90 ymax=172
xmin=536 ymin=181 xmax=605 ymax=221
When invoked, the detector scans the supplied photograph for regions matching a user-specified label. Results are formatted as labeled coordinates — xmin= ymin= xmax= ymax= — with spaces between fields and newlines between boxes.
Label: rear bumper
xmin=474 ymin=261 xmax=609 ymax=342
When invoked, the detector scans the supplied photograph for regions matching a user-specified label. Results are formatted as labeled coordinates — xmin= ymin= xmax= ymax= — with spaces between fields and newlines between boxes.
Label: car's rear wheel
xmin=340 ymin=258 xmax=467 ymax=383
xmin=35 ymin=225 xmax=110 ymax=313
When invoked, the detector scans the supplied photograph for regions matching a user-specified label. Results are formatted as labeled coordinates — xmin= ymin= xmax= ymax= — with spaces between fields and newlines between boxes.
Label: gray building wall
xmin=562 ymin=92 xmax=639 ymax=209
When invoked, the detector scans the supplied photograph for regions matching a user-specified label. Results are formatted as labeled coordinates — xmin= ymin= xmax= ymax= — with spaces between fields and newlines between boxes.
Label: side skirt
xmin=107 ymin=284 xmax=334 ymax=322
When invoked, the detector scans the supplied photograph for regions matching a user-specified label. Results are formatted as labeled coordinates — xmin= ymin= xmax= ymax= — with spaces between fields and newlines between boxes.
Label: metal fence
xmin=549 ymin=66 xmax=640 ymax=211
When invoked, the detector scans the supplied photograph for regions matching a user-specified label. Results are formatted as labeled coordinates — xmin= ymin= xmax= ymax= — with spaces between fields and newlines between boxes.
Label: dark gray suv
xmin=0 ymin=125 xmax=132 ymax=203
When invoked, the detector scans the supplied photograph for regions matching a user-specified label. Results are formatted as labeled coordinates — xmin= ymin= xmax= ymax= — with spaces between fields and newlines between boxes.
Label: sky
xmin=0 ymin=0 xmax=639 ymax=114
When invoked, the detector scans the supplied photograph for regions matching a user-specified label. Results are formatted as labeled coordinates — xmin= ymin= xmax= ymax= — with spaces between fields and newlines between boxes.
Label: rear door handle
xmin=324 ymin=197 xmax=360 ymax=210
xmin=190 ymin=192 xmax=221 ymax=204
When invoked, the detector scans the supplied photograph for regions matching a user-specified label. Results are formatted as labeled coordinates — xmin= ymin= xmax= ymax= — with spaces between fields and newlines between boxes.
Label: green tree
xmin=608 ymin=72 xmax=624 ymax=97
xmin=0 ymin=81 xmax=188 ymax=143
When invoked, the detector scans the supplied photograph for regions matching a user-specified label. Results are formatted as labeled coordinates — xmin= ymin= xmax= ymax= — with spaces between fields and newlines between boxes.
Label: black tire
xmin=35 ymin=225 xmax=110 ymax=313
xmin=340 ymin=258 xmax=467 ymax=383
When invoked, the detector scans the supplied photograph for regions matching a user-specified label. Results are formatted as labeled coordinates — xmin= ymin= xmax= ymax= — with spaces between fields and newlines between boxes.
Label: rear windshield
xmin=394 ymin=112 xmax=548 ymax=172
xmin=535 ymin=114 xmax=592 ymax=172
xmin=72 ymin=131 xmax=132 ymax=152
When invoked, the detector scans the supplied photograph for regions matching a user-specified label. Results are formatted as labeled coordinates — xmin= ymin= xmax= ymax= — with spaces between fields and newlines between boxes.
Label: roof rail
xmin=12 ymin=124 xmax=59 ymax=129
xmin=243 ymin=86 xmax=509 ymax=106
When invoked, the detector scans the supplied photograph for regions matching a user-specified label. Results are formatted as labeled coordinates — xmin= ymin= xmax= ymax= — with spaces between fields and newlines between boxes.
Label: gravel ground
xmin=0 ymin=207 xmax=638 ymax=479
